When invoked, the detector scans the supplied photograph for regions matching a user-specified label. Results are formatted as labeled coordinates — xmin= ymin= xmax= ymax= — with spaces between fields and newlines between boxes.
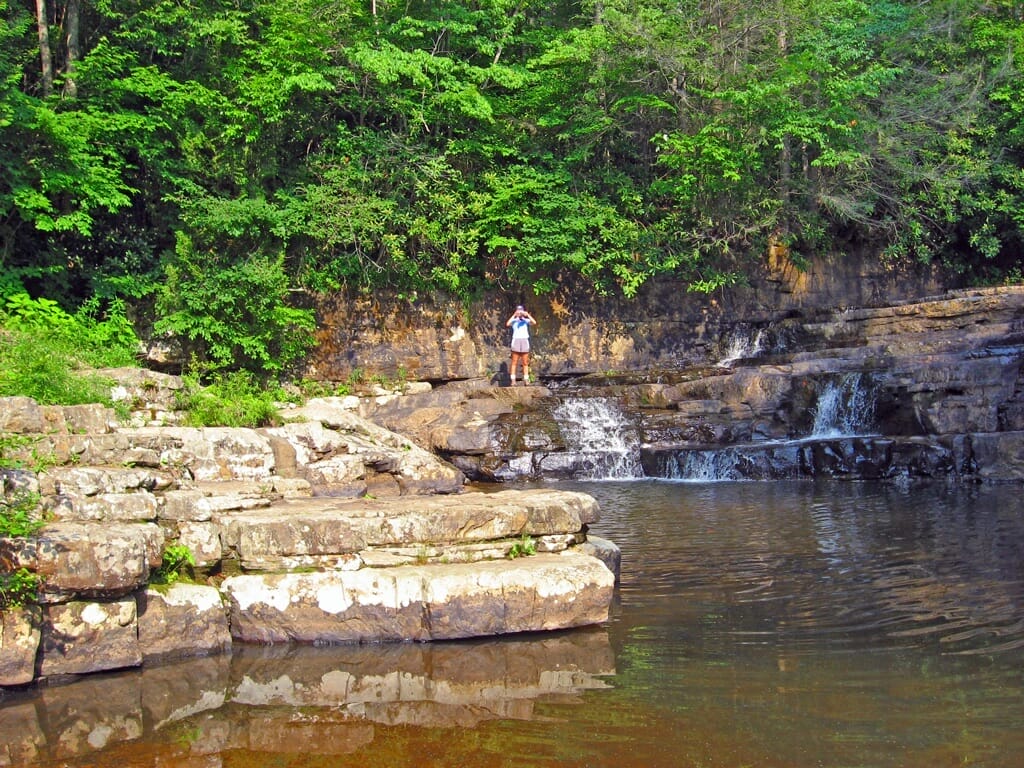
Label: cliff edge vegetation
xmin=0 ymin=0 xmax=1021 ymax=384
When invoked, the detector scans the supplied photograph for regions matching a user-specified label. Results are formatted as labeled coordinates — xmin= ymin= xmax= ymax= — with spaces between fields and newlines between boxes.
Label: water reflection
xmin=578 ymin=479 xmax=1024 ymax=657
xmin=4 ymin=479 xmax=1024 ymax=768
xmin=0 ymin=631 xmax=614 ymax=766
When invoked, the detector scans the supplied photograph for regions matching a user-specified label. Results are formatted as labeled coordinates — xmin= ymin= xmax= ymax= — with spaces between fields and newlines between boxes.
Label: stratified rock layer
xmin=0 ymin=394 xmax=617 ymax=688
xmin=359 ymin=286 xmax=1024 ymax=483
xmin=222 ymin=552 xmax=614 ymax=643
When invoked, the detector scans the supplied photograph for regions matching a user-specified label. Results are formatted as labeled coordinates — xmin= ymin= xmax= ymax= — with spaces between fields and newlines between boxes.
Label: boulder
xmin=579 ymin=535 xmax=622 ymax=583
xmin=267 ymin=414 xmax=465 ymax=494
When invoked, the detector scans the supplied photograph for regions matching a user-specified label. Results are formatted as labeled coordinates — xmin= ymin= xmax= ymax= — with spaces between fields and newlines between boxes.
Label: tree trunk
xmin=63 ymin=0 xmax=80 ymax=97
xmin=35 ymin=0 xmax=53 ymax=97
xmin=777 ymin=13 xmax=791 ymax=236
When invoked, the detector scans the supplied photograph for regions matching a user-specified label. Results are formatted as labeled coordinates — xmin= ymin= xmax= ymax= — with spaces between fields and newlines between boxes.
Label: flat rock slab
xmin=219 ymin=488 xmax=601 ymax=568
xmin=222 ymin=550 xmax=615 ymax=643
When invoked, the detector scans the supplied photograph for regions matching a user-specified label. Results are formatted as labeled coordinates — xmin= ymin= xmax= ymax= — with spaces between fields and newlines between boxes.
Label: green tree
xmin=155 ymin=195 xmax=315 ymax=376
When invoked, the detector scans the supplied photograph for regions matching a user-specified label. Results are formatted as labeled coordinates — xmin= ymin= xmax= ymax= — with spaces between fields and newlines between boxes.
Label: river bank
xmin=0 ymin=388 xmax=618 ymax=689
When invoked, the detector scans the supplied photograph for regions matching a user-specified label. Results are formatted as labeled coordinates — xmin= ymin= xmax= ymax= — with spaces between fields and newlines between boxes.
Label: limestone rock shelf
xmin=0 ymin=393 xmax=618 ymax=688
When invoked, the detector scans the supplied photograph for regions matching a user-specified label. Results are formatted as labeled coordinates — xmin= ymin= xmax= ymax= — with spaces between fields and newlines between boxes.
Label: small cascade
xmin=810 ymin=374 xmax=876 ymax=438
xmin=550 ymin=397 xmax=643 ymax=480
xmin=644 ymin=373 xmax=883 ymax=483
xmin=658 ymin=450 xmax=739 ymax=482
xmin=646 ymin=443 xmax=806 ymax=483
xmin=719 ymin=327 xmax=769 ymax=366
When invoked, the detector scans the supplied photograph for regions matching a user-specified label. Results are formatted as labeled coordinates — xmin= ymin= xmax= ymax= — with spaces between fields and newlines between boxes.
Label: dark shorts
xmin=511 ymin=339 xmax=530 ymax=354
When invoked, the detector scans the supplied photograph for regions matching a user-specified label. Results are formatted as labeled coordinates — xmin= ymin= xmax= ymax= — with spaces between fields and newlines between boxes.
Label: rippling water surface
xmin=5 ymin=479 xmax=1024 ymax=767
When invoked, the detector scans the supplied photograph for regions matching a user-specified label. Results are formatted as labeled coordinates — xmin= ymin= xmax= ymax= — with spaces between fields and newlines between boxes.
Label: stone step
xmin=0 ymin=521 xmax=164 ymax=602
xmin=216 ymin=488 xmax=600 ymax=571
xmin=221 ymin=550 xmax=615 ymax=643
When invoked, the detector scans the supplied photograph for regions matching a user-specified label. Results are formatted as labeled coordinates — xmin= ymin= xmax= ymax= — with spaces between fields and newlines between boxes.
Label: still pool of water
xmin=3 ymin=479 xmax=1024 ymax=767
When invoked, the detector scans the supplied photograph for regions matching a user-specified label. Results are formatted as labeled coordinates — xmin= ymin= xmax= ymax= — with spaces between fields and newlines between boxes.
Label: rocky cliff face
xmin=303 ymin=251 xmax=951 ymax=383
xmin=362 ymin=286 xmax=1024 ymax=484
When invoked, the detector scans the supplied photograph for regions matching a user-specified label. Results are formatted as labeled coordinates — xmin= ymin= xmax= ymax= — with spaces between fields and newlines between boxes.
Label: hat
xmin=516 ymin=305 xmax=525 ymax=311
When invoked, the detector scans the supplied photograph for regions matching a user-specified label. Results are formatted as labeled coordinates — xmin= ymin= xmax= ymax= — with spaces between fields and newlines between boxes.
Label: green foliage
xmin=177 ymin=370 xmax=285 ymax=428
xmin=0 ymin=488 xmax=44 ymax=538
xmin=0 ymin=433 xmax=30 ymax=470
xmin=1 ymin=0 xmax=1022 ymax=322
xmin=0 ymin=332 xmax=115 ymax=406
xmin=474 ymin=165 xmax=649 ymax=296
xmin=1 ymin=292 xmax=139 ymax=368
xmin=507 ymin=533 xmax=536 ymax=559
xmin=0 ymin=292 xmax=140 ymax=405
xmin=155 ymin=228 xmax=315 ymax=376
xmin=0 ymin=568 xmax=39 ymax=609
xmin=0 ymin=457 xmax=45 ymax=608
xmin=151 ymin=544 xmax=197 ymax=586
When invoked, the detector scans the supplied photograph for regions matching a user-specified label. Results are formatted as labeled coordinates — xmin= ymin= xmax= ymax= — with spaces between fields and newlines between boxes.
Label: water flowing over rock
xmin=357 ymin=286 xmax=1024 ymax=484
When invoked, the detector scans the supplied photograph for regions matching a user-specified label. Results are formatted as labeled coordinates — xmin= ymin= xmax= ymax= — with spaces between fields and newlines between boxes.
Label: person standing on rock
xmin=506 ymin=304 xmax=536 ymax=385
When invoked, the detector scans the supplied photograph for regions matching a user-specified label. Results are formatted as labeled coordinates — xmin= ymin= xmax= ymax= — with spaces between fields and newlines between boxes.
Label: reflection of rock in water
xmin=0 ymin=629 xmax=615 ymax=764
xmin=228 ymin=629 xmax=616 ymax=726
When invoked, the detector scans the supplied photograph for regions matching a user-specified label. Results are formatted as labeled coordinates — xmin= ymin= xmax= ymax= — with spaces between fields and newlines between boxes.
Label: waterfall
xmin=662 ymin=449 xmax=742 ymax=482
xmin=658 ymin=443 xmax=805 ymax=483
xmin=551 ymin=397 xmax=643 ymax=480
xmin=809 ymin=374 xmax=876 ymax=438
xmin=719 ymin=327 xmax=768 ymax=366
xmin=649 ymin=373 xmax=880 ymax=483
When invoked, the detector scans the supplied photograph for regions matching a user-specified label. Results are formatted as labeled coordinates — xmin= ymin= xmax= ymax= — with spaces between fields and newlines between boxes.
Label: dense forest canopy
xmin=0 ymin=0 xmax=1021 ymax=374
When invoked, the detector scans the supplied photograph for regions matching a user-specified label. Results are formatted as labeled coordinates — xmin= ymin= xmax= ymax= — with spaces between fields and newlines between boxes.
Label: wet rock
xmin=970 ymin=432 xmax=1024 ymax=482
xmin=0 ymin=605 xmax=41 ymax=686
xmin=579 ymin=535 xmax=622 ymax=583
